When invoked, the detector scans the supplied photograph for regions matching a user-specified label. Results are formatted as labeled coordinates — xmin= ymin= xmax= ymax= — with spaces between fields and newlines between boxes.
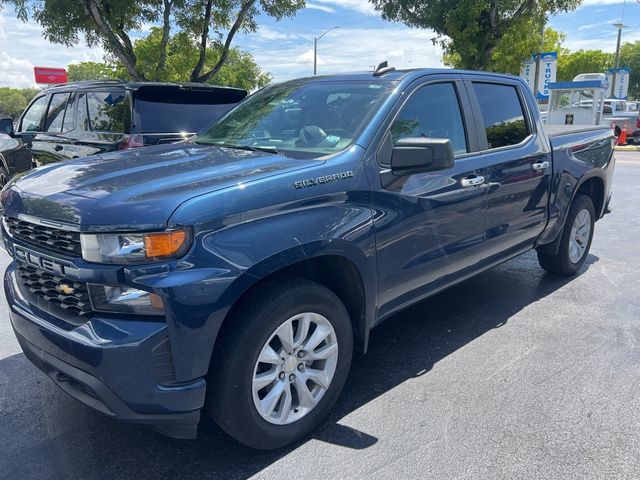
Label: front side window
xmin=195 ymin=80 xmax=397 ymax=158
xmin=390 ymin=82 xmax=468 ymax=155
xmin=86 ymin=90 xmax=129 ymax=133
xmin=45 ymin=93 xmax=71 ymax=133
xmin=473 ymin=83 xmax=530 ymax=149
xmin=20 ymin=95 xmax=49 ymax=133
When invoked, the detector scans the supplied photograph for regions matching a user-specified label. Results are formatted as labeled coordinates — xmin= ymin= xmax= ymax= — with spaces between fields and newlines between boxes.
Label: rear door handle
xmin=461 ymin=175 xmax=485 ymax=188
xmin=54 ymin=145 xmax=64 ymax=152
xmin=532 ymin=160 xmax=550 ymax=172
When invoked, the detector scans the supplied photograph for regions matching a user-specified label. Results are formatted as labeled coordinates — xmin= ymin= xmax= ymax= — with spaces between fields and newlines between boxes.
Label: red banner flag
xmin=33 ymin=67 xmax=68 ymax=84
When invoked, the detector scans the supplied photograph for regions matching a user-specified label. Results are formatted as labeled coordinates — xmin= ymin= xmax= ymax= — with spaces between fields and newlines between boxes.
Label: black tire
xmin=206 ymin=277 xmax=353 ymax=450
xmin=537 ymin=194 xmax=595 ymax=276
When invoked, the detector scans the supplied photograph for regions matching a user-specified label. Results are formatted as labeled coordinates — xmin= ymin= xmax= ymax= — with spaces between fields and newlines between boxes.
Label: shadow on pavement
xmin=0 ymin=251 xmax=598 ymax=480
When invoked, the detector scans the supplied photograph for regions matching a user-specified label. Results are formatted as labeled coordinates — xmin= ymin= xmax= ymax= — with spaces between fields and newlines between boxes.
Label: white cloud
xmin=306 ymin=3 xmax=337 ymax=14
xmin=296 ymin=48 xmax=325 ymax=65
xmin=563 ymin=30 xmax=640 ymax=52
xmin=580 ymin=0 xmax=626 ymax=5
xmin=314 ymin=0 xmax=377 ymax=16
xmin=0 ymin=52 xmax=35 ymax=88
xmin=0 ymin=12 xmax=105 ymax=88
xmin=258 ymin=26 xmax=299 ymax=41
xmin=577 ymin=18 xmax=619 ymax=31
xmin=246 ymin=26 xmax=444 ymax=82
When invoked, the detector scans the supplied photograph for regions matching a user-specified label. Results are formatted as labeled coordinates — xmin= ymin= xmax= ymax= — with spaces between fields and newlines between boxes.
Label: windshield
xmin=194 ymin=79 xmax=397 ymax=158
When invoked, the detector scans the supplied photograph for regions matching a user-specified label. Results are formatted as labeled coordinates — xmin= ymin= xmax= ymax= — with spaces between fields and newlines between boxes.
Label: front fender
xmin=199 ymin=194 xmax=378 ymax=339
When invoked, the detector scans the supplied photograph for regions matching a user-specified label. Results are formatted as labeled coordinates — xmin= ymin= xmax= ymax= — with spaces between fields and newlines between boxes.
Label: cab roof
xmin=284 ymin=67 xmax=520 ymax=85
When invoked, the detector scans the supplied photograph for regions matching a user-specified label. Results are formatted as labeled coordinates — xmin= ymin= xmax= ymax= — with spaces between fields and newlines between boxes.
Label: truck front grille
xmin=4 ymin=216 xmax=82 ymax=257
xmin=16 ymin=263 xmax=92 ymax=316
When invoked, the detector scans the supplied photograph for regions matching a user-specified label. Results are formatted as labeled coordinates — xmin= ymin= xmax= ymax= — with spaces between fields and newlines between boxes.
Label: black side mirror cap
xmin=0 ymin=117 xmax=15 ymax=137
xmin=390 ymin=137 xmax=454 ymax=175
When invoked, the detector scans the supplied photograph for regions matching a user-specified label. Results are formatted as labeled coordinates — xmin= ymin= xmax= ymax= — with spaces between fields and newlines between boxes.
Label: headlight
xmin=80 ymin=228 xmax=190 ymax=264
xmin=88 ymin=284 xmax=165 ymax=316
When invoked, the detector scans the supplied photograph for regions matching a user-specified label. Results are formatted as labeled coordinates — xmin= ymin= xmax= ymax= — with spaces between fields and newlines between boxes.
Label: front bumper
xmin=5 ymin=263 xmax=206 ymax=439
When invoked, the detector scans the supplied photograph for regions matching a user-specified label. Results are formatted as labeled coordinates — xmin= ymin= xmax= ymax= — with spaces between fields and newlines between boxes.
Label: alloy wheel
xmin=569 ymin=208 xmax=591 ymax=263
xmin=252 ymin=312 xmax=339 ymax=425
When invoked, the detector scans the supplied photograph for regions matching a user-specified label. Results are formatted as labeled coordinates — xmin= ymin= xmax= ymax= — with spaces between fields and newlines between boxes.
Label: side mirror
xmin=0 ymin=117 xmax=15 ymax=137
xmin=391 ymin=138 xmax=454 ymax=174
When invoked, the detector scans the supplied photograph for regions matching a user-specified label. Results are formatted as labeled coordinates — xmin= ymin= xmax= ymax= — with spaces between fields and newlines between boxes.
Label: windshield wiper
xmin=212 ymin=143 xmax=283 ymax=156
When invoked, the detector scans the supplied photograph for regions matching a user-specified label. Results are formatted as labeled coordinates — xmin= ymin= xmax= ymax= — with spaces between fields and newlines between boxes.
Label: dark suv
xmin=0 ymin=81 xmax=247 ymax=183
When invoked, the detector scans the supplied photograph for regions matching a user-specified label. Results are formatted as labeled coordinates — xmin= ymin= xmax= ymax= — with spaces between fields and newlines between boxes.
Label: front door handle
xmin=54 ymin=145 xmax=64 ymax=152
xmin=532 ymin=160 xmax=550 ymax=172
xmin=461 ymin=175 xmax=485 ymax=188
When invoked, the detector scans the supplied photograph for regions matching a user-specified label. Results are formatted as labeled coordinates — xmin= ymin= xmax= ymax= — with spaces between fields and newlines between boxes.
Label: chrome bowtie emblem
xmin=57 ymin=283 xmax=75 ymax=295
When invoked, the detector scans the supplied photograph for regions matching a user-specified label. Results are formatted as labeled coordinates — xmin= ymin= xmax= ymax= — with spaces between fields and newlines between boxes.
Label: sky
xmin=1 ymin=0 xmax=639 ymax=88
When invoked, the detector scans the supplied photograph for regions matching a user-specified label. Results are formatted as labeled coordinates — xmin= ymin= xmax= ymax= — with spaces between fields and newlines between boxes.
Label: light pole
xmin=611 ymin=22 xmax=626 ymax=98
xmin=314 ymin=26 xmax=338 ymax=75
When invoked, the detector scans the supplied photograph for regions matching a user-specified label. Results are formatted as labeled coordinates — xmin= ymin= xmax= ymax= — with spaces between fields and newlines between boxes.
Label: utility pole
xmin=313 ymin=26 xmax=338 ymax=75
xmin=611 ymin=22 xmax=626 ymax=98
xmin=611 ymin=0 xmax=627 ymax=98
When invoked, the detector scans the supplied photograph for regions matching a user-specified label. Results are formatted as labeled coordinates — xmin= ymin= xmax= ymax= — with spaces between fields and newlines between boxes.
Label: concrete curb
xmin=615 ymin=145 xmax=640 ymax=151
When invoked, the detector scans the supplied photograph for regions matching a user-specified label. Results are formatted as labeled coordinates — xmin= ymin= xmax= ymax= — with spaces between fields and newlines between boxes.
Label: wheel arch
xmin=538 ymin=172 xmax=605 ymax=255
xmin=209 ymin=247 xmax=375 ymax=373
xmin=575 ymin=175 xmax=605 ymax=220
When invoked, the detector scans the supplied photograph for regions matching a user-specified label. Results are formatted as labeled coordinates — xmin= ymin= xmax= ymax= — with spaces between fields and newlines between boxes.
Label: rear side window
xmin=20 ymin=95 xmax=49 ymax=133
xmin=62 ymin=94 xmax=75 ymax=132
xmin=472 ymin=83 xmax=530 ymax=149
xmin=45 ymin=92 xmax=71 ymax=133
xmin=86 ymin=90 xmax=129 ymax=133
xmin=77 ymin=94 xmax=90 ymax=131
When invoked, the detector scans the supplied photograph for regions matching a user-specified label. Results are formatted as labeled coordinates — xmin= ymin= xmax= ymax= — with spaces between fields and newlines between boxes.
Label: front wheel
xmin=207 ymin=278 xmax=353 ymax=449
xmin=537 ymin=194 xmax=595 ymax=276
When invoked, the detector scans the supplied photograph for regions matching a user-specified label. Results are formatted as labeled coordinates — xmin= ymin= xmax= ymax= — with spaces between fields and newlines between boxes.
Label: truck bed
xmin=544 ymin=124 xmax=612 ymax=137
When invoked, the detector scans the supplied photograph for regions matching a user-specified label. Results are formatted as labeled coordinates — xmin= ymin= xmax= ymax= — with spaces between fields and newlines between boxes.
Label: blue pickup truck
xmin=1 ymin=67 xmax=614 ymax=449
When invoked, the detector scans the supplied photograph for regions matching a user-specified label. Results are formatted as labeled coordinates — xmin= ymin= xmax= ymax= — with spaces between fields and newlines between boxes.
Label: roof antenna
xmin=373 ymin=60 xmax=396 ymax=77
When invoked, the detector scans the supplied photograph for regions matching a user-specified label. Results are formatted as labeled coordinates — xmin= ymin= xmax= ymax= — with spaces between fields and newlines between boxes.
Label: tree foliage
xmin=67 ymin=62 xmax=119 ymax=82
xmin=0 ymin=87 xmax=40 ymax=117
xmin=556 ymin=49 xmax=613 ymax=81
xmin=620 ymin=41 xmax=640 ymax=99
xmin=124 ymin=27 xmax=271 ymax=89
xmin=66 ymin=28 xmax=271 ymax=90
xmin=371 ymin=0 xmax=581 ymax=70
xmin=4 ymin=0 xmax=303 ymax=81
xmin=444 ymin=25 xmax=566 ymax=74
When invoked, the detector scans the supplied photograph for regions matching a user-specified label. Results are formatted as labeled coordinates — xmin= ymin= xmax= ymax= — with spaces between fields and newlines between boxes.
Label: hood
xmin=2 ymin=143 xmax=318 ymax=230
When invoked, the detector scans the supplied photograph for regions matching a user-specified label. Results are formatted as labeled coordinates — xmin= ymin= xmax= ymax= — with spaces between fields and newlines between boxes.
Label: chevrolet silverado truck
xmin=1 ymin=67 xmax=615 ymax=449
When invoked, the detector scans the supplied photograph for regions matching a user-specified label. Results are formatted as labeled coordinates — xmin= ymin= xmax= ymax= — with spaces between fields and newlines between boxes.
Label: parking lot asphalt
xmin=1 ymin=152 xmax=639 ymax=480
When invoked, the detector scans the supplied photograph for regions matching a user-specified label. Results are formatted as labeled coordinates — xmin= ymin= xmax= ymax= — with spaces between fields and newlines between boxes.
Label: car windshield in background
xmin=194 ymin=80 xmax=397 ymax=158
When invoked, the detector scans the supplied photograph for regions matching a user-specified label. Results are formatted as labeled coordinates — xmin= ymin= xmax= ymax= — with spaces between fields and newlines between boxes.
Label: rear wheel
xmin=207 ymin=278 xmax=353 ymax=449
xmin=537 ymin=194 xmax=595 ymax=276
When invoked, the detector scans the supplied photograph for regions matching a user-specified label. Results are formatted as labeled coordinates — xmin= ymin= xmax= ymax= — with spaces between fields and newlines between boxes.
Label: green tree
xmin=124 ymin=28 xmax=271 ymax=89
xmin=5 ymin=0 xmax=303 ymax=82
xmin=67 ymin=61 xmax=122 ymax=81
xmin=371 ymin=0 xmax=581 ymax=70
xmin=445 ymin=25 xmax=566 ymax=74
xmin=0 ymin=87 xmax=39 ymax=118
xmin=556 ymin=50 xmax=613 ymax=81
xmin=619 ymin=41 xmax=640 ymax=99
